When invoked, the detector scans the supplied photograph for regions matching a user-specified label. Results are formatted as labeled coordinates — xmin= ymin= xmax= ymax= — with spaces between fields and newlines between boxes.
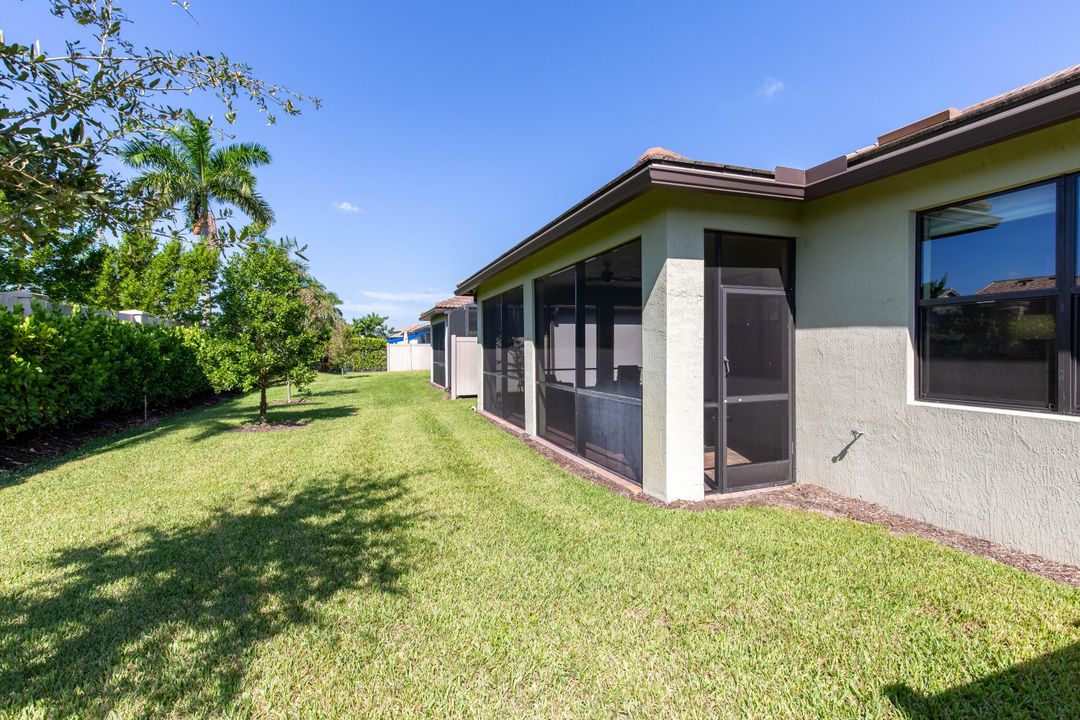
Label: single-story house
xmin=388 ymin=322 xmax=431 ymax=345
xmin=419 ymin=296 xmax=477 ymax=393
xmin=457 ymin=65 xmax=1080 ymax=566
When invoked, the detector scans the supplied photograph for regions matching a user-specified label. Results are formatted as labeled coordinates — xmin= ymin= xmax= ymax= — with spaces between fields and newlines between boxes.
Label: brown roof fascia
xmin=647 ymin=162 xmax=803 ymax=199
xmin=418 ymin=307 xmax=443 ymax=321
xmin=455 ymin=162 xmax=802 ymax=294
xmin=454 ymin=164 xmax=651 ymax=294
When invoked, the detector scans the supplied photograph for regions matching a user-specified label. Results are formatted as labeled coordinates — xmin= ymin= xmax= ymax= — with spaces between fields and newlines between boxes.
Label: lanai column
xmin=523 ymin=279 xmax=538 ymax=435
xmin=641 ymin=211 xmax=706 ymax=501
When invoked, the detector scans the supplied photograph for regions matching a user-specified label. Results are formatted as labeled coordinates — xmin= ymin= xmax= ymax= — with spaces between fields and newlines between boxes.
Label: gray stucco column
xmin=523 ymin=279 xmax=538 ymax=435
xmin=475 ymin=303 xmax=484 ymax=410
xmin=641 ymin=212 xmax=705 ymax=501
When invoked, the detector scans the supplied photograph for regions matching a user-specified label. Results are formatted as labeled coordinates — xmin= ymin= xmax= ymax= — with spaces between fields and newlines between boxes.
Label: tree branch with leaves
xmin=0 ymin=0 xmax=318 ymax=256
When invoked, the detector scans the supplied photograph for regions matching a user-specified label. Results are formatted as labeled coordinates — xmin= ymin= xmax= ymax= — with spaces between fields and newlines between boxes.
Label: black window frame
xmin=915 ymin=175 xmax=1079 ymax=414
xmin=534 ymin=238 xmax=643 ymax=483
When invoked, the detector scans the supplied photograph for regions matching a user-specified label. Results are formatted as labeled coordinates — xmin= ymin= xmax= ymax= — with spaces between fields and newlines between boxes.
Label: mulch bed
xmin=268 ymin=398 xmax=308 ymax=406
xmin=229 ymin=420 xmax=307 ymax=433
xmin=691 ymin=484 xmax=1080 ymax=587
xmin=485 ymin=413 xmax=1080 ymax=588
xmin=0 ymin=394 xmax=228 ymax=475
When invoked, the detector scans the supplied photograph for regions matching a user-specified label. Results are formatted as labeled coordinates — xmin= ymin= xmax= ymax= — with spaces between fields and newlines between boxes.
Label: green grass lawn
xmin=1 ymin=371 xmax=1078 ymax=719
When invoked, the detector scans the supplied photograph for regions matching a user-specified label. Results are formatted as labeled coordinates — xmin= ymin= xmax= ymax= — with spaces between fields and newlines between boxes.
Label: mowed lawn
xmin=1 ymin=372 xmax=1078 ymax=718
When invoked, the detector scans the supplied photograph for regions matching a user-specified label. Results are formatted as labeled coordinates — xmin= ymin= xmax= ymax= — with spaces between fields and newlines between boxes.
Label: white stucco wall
xmin=797 ymin=119 xmax=1080 ymax=566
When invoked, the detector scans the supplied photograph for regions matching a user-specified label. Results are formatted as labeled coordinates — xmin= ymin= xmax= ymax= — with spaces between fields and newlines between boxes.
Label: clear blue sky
xmin=8 ymin=1 xmax=1080 ymax=327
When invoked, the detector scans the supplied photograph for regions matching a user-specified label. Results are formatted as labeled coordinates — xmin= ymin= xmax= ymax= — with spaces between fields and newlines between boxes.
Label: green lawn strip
xmin=0 ymin=371 xmax=1077 ymax=718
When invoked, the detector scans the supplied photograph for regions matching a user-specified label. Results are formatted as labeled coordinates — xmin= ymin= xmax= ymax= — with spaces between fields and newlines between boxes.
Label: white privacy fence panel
xmin=0 ymin=291 xmax=176 ymax=326
xmin=387 ymin=343 xmax=432 ymax=372
xmin=450 ymin=337 xmax=479 ymax=398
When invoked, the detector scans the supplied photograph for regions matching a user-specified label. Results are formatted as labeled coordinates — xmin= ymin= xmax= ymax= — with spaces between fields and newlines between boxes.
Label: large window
xmin=917 ymin=177 xmax=1079 ymax=412
xmin=482 ymin=287 xmax=525 ymax=428
xmin=535 ymin=240 xmax=642 ymax=482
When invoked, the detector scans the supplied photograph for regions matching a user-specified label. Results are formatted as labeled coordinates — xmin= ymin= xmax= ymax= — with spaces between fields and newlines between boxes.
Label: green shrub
xmin=353 ymin=337 xmax=387 ymax=372
xmin=0 ymin=306 xmax=212 ymax=438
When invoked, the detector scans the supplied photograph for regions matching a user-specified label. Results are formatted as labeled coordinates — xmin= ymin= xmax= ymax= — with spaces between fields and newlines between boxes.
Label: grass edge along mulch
xmin=479 ymin=409 xmax=1080 ymax=588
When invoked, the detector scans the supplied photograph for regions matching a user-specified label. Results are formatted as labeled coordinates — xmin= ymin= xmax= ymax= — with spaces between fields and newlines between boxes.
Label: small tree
xmin=351 ymin=313 xmax=394 ymax=339
xmin=207 ymin=243 xmax=321 ymax=422
xmin=326 ymin=320 xmax=356 ymax=376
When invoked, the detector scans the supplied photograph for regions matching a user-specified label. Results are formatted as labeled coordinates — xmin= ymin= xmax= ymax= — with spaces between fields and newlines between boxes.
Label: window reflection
xmin=921 ymin=183 xmax=1056 ymax=299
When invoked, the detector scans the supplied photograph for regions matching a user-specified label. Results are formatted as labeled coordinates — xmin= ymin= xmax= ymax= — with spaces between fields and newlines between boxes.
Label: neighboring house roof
xmin=976 ymin=275 xmax=1058 ymax=294
xmin=397 ymin=322 xmax=430 ymax=335
xmin=456 ymin=65 xmax=1080 ymax=295
xmin=419 ymin=296 xmax=474 ymax=320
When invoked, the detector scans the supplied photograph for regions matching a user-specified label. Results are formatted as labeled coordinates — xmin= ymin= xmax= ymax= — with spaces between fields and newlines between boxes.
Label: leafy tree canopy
xmin=351 ymin=313 xmax=394 ymax=339
xmin=90 ymin=230 xmax=218 ymax=324
xmin=1 ymin=0 xmax=318 ymax=259
xmin=205 ymin=242 xmax=322 ymax=422
xmin=123 ymin=112 xmax=274 ymax=242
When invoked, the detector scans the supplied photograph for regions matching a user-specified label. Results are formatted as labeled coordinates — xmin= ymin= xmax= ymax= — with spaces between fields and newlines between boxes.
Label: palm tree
xmin=122 ymin=112 xmax=274 ymax=245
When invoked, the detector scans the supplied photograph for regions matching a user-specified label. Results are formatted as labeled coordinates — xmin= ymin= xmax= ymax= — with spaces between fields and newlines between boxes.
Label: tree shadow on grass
xmin=186 ymin=403 xmax=359 ymax=442
xmin=0 ymin=472 xmax=421 ymax=716
xmin=885 ymin=640 xmax=1080 ymax=718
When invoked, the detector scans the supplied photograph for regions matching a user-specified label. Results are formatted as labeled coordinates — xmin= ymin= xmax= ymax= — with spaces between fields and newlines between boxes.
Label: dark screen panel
xmin=720 ymin=234 xmax=791 ymax=288
xmin=482 ymin=297 xmax=500 ymax=372
xmin=536 ymin=240 xmax=642 ymax=484
xmin=582 ymin=241 xmax=642 ymax=399
xmin=579 ymin=394 xmax=642 ymax=483
xmin=432 ymin=320 xmax=446 ymax=387
xmin=506 ymin=375 xmax=526 ymax=428
xmin=482 ymin=287 xmax=525 ymax=429
xmin=539 ymin=383 xmax=576 ymax=451
xmin=536 ymin=267 xmax=576 ymax=387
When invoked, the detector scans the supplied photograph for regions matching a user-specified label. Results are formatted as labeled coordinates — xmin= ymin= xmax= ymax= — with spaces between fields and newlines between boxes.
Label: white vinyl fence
xmin=450 ymin=337 xmax=479 ymax=399
xmin=387 ymin=343 xmax=432 ymax=372
xmin=0 ymin=290 xmax=175 ymax=326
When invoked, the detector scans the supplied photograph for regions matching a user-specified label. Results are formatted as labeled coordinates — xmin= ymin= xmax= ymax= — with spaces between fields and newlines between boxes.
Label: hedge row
xmin=353 ymin=337 xmax=387 ymax=372
xmin=0 ymin=306 xmax=213 ymax=438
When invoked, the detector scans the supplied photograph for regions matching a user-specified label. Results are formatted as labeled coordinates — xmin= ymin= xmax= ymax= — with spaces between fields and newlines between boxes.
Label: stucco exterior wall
xmin=655 ymin=193 xmax=802 ymax=499
xmin=468 ymin=119 xmax=1080 ymax=564
xmin=797 ymin=119 xmax=1080 ymax=566
xmin=473 ymin=189 xmax=801 ymax=500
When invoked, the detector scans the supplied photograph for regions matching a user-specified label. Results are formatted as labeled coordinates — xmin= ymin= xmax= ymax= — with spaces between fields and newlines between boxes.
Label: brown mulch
xmin=691 ymin=484 xmax=1080 ymax=587
xmin=269 ymin=398 xmax=308 ymax=406
xmin=481 ymin=411 xmax=1080 ymax=588
xmin=229 ymin=420 xmax=307 ymax=433
xmin=0 ymin=394 xmax=229 ymax=475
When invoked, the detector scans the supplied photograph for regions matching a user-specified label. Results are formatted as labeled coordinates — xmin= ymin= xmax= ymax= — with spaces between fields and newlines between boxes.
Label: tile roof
xmin=397 ymin=322 xmax=429 ymax=334
xmin=419 ymin=295 xmax=475 ymax=321
xmin=847 ymin=65 xmax=1080 ymax=162
xmin=976 ymin=276 xmax=1058 ymax=294
xmin=433 ymin=296 xmax=473 ymax=310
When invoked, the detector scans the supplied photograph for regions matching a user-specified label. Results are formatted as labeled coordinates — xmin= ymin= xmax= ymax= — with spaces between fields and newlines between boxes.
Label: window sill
xmin=909 ymin=398 xmax=1080 ymax=422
